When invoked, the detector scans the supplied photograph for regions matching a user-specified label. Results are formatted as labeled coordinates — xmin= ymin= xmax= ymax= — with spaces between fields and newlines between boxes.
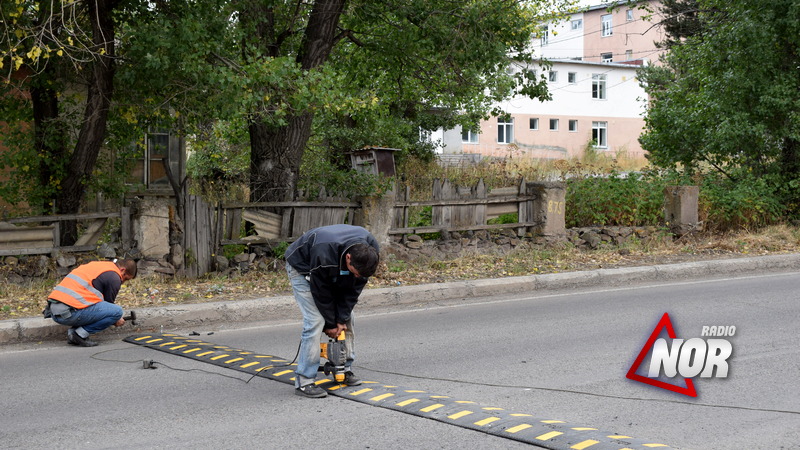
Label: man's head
xmin=116 ymin=259 xmax=138 ymax=283
xmin=345 ymin=244 xmax=379 ymax=278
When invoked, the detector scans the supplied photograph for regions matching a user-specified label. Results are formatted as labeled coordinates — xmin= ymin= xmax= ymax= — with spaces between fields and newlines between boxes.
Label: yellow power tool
xmin=319 ymin=331 xmax=347 ymax=383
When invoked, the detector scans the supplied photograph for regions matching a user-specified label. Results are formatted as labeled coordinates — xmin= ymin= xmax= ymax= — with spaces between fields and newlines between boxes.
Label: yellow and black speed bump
xmin=124 ymin=334 xmax=672 ymax=450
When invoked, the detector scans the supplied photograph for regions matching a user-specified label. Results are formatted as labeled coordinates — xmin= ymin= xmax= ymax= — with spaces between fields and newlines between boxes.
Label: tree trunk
xmin=54 ymin=0 xmax=118 ymax=245
xmin=30 ymin=70 xmax=66 ymax=213
xmin=247 ymin=0 xmax=346 ymax=204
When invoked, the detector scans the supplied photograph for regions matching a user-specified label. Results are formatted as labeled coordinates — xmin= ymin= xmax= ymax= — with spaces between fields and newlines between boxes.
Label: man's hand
xmin=323 ymin=323 xmax=347 ymax=339
xmin=114 ymin=318 xmax=125 ymax=327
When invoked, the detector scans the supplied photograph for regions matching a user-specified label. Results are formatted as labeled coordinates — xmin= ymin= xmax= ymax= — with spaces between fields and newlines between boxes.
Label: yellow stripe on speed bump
xmin=505 ymin=424 xmax=532 ymax=434
xmin=571 ymin=440 xmax=600 ymax=449
xmin=420 ymin=404 xmax=444 ymax=413
xmin=447 ymin=410 xmax=473 ymax=420
xmin=123 ymin=333 xmax=674 ymax=450
xmin=537 ymin=431 xmax=564 ymax=440
xmin=350 ymin=388 xmax=373 ymax=396
xmin=474 ymin=417 xmax=500 ymax=427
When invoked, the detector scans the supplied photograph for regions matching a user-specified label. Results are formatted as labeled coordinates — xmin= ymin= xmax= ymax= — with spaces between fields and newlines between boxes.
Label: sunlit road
xmin=2 ymin=271 xmax=798 ymax=449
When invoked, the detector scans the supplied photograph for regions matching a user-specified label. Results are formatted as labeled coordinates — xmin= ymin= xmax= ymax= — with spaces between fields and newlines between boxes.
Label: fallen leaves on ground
xmin=2 ymin=225 xmax=799 ymax=321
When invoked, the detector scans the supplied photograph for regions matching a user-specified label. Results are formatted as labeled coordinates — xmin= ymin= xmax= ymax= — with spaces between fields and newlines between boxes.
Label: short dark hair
xmin=117 ymin=258 xmax=138 ymax=279
xmin=348 ymin=244 xmax=379 ymax=278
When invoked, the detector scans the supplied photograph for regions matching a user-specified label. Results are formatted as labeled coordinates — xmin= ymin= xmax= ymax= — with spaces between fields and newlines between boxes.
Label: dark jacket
xmin=285 ymin=225 xmax=380 ymax=329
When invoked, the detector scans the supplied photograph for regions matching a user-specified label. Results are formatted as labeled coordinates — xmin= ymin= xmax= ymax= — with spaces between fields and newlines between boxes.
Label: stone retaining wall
xmin=0 ymin=226 xmax=671 ymax=281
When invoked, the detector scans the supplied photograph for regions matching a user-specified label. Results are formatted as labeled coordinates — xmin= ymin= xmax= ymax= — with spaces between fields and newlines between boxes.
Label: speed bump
xmin=124 ymin=333 xmax=672 ymax=450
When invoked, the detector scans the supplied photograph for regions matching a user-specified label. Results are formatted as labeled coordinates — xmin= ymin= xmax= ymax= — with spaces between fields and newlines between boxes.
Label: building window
xmin=626 ymin=9 xmax=634 ymax=21
xmin=569 ymin=120 xmax=578 ymax=132
xmin=498 ymin=117 xmax=514 ymax=144
xmin=529 ymin=118 xmax=539 ymax=130
xmin=601 ymin=52 xmax=613 ymax=63
xmin=592 ymin=74 xmax=607 ymax=99
xmin=541 ymin=25 xmax=549 ymax=46
xmin=461 ymin=129 xmax=479 ymax=143
xmin=592 ymin=121 xmax=608 ymax=148
xmin=571 ymin=19 xmax=583 ymax=30
xmin=549 ymin=118 xmax=559 ymax=131
xmin=568 ymin=72 xmax=577 ymax=84
xmin=548 ymin=71 xmax=558 ymax=82
xmin=625 ymin=49 xmax=633 ymax=60
xmin=601 ymin=14 xmax=613 ymax=37
xmin=126 ymin=127 xmax=180 ymax=189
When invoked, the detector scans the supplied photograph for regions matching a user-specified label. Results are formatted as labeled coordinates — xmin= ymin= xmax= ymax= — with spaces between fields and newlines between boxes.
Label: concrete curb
xmin=3 ymin=253 xmax=799 ymax=346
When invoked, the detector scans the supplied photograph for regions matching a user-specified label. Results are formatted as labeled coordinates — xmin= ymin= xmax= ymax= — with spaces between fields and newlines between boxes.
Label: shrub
xmin=699 ymin=172 xmax=784 ymax=231
xmin=564 ymin=169 xmax=671 ymax=227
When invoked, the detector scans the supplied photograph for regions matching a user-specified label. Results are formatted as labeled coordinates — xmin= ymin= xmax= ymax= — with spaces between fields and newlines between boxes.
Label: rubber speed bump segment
xmin=124 ymin=333 xmax=672 ymax=450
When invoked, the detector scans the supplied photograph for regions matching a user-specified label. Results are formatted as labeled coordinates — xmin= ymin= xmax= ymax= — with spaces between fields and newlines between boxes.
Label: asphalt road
xmin=1 ymin=271 xmax=798 ymax=449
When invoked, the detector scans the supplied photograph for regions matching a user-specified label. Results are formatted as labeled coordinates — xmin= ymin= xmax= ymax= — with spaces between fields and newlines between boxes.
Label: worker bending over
xmin=284 ymin=225 xmax=380 ymax=398
xmin=44 ymin=259 xmax=137 ymax=347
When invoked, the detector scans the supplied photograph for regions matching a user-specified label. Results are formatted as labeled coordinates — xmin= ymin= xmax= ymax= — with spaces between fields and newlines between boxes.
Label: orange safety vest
xmin=48 ymin=261 xmax=122 ymax=309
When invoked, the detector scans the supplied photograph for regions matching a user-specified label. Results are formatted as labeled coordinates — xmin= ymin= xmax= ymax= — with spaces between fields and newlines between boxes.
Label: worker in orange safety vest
xmin=44 ymin=259 xmax=137 ymax=347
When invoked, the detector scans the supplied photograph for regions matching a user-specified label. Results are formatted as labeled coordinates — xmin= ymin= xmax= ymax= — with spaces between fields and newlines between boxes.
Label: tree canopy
xmin=639 ymin=0 xmax=800 ymax=215
xmin=3 ymin=0 xmax=573 ymax=221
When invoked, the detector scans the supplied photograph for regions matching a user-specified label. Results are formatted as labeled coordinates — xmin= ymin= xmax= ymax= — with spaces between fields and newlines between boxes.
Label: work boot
xmin=295 ymin=384 xmax=327 ymax=398
xmin=343 ymin=371 xmax=362 ymax=386
xmin=67 ymin=330 xmax=98 ymax=347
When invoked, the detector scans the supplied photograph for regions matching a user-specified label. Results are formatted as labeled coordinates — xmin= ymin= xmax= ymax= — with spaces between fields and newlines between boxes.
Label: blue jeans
xmin=52 ymin=301 xmax=123 ymax=338
xmin=286 ymin=265 xmax=354 ymax=387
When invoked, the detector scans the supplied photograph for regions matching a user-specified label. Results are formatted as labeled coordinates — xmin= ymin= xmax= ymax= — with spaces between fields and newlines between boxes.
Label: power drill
xmin=319 ymin=330 xmax=347 ymax=383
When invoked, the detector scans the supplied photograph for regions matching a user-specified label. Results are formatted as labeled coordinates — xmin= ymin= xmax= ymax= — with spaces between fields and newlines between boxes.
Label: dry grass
xmin=2 ymin=225 xmax=799 ymax=321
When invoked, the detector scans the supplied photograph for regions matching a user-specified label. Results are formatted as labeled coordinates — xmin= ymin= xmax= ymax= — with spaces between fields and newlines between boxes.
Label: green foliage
xmin=640 ymin=0 xmax=800 ymax=215
xmin=699 ymin=171 xmax=785 ymax=231
xmin=298 ymin=145 xmax=394 ymax=198
xmin=270 ymin=241 xmax=289 ymax=259
xmin=186 ymin=120 xmax=250 ymax=202
xmin=408 ymin=206 xmax=432 ymax=228
xmin=222 ymin=244 xmax=246 ymax=260
xmin=565 ymin=170 xmax=674 ymax=227
xmin=488 ymin=213 xmax=518 ymax=225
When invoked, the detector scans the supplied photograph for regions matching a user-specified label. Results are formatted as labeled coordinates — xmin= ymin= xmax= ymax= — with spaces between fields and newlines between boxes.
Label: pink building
xmin=436 ymin=1 xmax=665 ymax=161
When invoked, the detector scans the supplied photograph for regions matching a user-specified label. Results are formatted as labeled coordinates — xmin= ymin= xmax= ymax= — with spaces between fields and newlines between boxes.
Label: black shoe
xmin=295 ymin=384 xmax=328 ymax=398
xmin=68 ymin=331 xmax=98 ymax=347
xmin=343 ymin=371 xmax=362 ymax=386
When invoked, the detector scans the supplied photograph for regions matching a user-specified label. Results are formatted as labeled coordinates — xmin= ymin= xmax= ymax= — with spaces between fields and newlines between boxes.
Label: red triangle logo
xmin=626 ymin=312 xmax=698 ymax=397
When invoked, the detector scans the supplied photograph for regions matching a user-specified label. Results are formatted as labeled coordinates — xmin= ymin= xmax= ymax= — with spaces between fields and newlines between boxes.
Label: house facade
xmin=436 ymin=0 xmax=665 ymax=161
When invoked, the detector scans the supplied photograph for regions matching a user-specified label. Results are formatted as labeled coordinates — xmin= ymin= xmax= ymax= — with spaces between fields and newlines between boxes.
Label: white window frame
xmin=541 ymin=25 xmax=549 ymax=46
xmin=601 ymin=52 xmax=613 ymax=63
xmin=592 ymin=73 xmax=607 ymax=100
xmin=497 ymin=117 xmax=514 ymax=144
xmin=529 ymin=118 xmax=539 ymax=130
xmin=626 ymin=9 xmax=634 ymax=21
xmin=549 ymin=118 xmax=559 ymax=131
xmin=548 ymin=71 xmax=558 ymax=82
xmin=625 ymin=49 xmax=633 ymax=60
xmin=601 ymin=14 xmax=613 ymax=37
xmin=571 ymin=19 xmax=583 ymax=30
xmin=592 ymin=121 xmax=608 ymax=148
xmin=461 ymin=129 xmax=479 ymax=143
xmin=569 ymin=120 xmax=578 ymax=132
xmin=568 ymin=72 xmax=577 ymax=84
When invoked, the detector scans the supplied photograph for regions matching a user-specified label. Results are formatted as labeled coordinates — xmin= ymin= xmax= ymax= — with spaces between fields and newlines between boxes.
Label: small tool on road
xmin=122 ymin=311 xmax=138 ymax=325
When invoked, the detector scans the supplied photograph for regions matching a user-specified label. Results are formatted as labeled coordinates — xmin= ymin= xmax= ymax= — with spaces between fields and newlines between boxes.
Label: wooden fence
xmin=0 ymin=210 xmax=131 ymax=257
xmin=217 ymin=188 xmax=359 ymax=246
xmin=391 ymin=178 xmax=548 ymax=236
xmin=0 ymin=179 xmax=558 ymax=276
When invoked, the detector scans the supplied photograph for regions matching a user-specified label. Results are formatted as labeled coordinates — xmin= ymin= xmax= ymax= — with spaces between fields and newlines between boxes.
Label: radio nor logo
xmin=626 ymin=312 xmax=734 ymax=397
